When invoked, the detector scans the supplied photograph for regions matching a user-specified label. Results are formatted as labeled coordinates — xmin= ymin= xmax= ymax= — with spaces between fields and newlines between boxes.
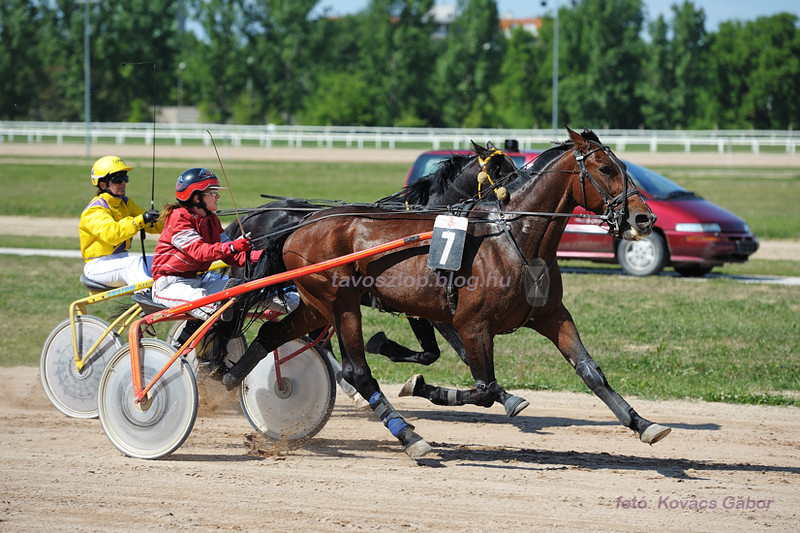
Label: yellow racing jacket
xmin=79 ymin=192 xmax=163 ymax=261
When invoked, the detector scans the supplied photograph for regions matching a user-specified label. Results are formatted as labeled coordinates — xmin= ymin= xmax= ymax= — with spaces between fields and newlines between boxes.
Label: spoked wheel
xmin=98 ymin=339 xmax=198 ymax=459
xmin=240 ymin=338 xmax=336 ymax=443
xmin=40 ymin=316 xmax=123 ymax=418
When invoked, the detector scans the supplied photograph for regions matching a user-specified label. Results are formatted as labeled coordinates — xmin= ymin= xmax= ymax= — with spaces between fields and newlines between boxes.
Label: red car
xmin=405 ymin=146 xmax=759 ymax=276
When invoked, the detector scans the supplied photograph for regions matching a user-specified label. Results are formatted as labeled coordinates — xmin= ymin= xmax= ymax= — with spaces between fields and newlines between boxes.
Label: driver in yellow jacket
xmin=79 ymin=155 xmax=163 ymax=287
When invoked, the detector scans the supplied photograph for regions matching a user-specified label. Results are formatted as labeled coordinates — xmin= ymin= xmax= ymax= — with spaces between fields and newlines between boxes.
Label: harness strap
xmin=574 ymin=146 xmax=642 ymax=236
xmin=496 ymin=203 xmax=529 ymax=267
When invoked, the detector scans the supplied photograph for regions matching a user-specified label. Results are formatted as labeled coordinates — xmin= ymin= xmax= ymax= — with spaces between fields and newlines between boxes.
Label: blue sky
xmin=316 ymin=0 xmax=800 ymax=31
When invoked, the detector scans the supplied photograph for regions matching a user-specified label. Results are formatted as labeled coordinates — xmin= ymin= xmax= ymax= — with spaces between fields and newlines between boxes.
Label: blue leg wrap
xmin=369 ymin=392 xmax=410 ymax=438
xmin=386 ymin=417 xmax=409 ymax=438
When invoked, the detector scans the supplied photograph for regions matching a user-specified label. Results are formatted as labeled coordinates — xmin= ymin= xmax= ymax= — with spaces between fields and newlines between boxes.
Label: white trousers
xmin=153 ymin=273 xmax=301 ymax=321
xmin=152 ymin=272 xmax=229 ymax=320
xmin=83 ymin=252 xmax=153 ymax=288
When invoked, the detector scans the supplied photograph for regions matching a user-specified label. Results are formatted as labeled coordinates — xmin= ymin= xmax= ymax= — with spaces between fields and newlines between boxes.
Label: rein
xmin=240 ymin=142 xmax=636 ymax=248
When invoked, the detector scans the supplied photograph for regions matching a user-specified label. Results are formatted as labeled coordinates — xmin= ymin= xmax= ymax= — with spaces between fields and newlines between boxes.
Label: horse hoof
xmin=640 ymin=423 xmax=671 ymax=444
xmin=221 ymin=372 xmax=240 ymax=391
xmin=503 ymin=395 xmax=530 ymax=417
xmin=364 ymin=332 xmax=388 ymax=354
xmin=352 ymin=392 xmax=370 ymax=410
xmin=398 ymin=374 xmax=424 ymax=397
xmin=405 ymin=438 xmax=432 ymax=459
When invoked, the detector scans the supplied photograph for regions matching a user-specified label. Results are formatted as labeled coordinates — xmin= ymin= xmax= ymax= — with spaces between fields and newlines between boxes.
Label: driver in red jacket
xmin=151 ymin=168 xmax=259 ymax=320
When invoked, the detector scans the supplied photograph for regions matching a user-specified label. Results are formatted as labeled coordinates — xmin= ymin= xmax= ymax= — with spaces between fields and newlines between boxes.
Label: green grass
xmin=3 ymin=157 xmax=800 ymax=240
xmin=2 ymin=253 xmax=797 ymax=407
xmin=559 ymin=258 xmax=800 ymax=278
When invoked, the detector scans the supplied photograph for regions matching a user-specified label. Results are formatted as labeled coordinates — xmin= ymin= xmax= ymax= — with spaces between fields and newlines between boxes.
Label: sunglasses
xmin=203 ymin=190 xmax=221 ymax=198
xmin=109 ymin=173 xmax=129 ymax=184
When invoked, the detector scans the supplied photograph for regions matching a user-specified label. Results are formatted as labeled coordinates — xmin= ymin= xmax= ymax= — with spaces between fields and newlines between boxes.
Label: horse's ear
xmin=486 ymin=140 xmax=496 ymax=150
xmin=471 ymin=140 xmax=491 ymax=158
xmin=566 ymin=125 xmax=587 ymax=149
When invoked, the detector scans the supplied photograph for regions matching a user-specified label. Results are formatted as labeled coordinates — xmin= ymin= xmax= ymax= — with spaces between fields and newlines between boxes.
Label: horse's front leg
xmin=398 ymin=322 xmax=529 ymax=417
xmin=528 ymin=304 xmax=671 ymax=444
xmin=333 ymin=298 xmax=432 ymax=459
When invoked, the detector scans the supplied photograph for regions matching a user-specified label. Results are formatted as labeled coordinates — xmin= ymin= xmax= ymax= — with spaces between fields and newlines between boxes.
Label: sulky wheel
xmin=97 ymin=339 xmax=198 ymax=459
xmin=167 ymin=319 xmax=247 ymax=377
xmin=40 ymin=315 xmax=123 ymax=419
xmin=240 ymin=338 xmax=336 ymax=443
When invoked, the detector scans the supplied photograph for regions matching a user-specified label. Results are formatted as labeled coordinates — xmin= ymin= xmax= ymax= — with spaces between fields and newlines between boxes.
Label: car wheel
xmin=617 ymin=232 xmax=667 ymax=276
xmin=674 ymin=264 xmax=713 ymax=277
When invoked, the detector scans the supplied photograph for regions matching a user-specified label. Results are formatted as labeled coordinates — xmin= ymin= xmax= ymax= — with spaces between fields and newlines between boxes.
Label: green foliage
xmin=0 ymin=1 xmax=799 ymax=128
xmin=559 ymin=0 xmax=647 ymax=128
xmin=0 ymin=0 xmax=44 ymax=119
xmin=435 ymin=0 xmax=503 ymax=127
xmin=490 ymin=26 xmax=548 ymax=129
xmin=301 ymin=71 xmax=378 ymax=126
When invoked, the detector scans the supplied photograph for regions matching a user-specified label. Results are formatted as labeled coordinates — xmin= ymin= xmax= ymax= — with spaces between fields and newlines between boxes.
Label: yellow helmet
xmin=90 ymin=156 xmax=133 ymax=186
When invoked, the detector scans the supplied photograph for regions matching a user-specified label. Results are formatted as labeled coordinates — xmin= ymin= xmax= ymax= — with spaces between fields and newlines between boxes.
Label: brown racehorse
xmin=222 ymin=127 xmax=671 ymax=458
xmin=225 ymin=140 xmax=519 ymax=368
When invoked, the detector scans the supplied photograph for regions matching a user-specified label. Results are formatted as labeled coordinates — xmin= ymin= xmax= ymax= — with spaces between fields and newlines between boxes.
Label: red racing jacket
xmin=152 ymin=207 xmax=249 ymax=280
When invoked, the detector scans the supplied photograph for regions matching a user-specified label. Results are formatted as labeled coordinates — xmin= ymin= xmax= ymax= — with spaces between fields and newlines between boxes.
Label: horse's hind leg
xmin=397 ymin=323 xmax=529 ymax=417
xmin=330 ymin=297 xmax=432 ymax=459
xmin=398 ymin=374 xmax=530 ymax=417
xmin=529 ymin=305 xmax=671 ymax=444
xmin=365 ymin=317 xmax=441 ymax=365
xmin=221 ymin=301 xmax=327 ymax=390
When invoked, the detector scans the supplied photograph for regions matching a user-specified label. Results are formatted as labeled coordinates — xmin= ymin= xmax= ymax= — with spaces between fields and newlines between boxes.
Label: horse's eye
xmin=599 ymin=165 xmax=614 ymax=175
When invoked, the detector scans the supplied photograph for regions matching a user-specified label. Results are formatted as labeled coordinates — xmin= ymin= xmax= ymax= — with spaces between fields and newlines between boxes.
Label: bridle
xmin=476 ymin=148 xmax=517 ymax=200
xmin=573 ymin=144 xmax=642 ymax=238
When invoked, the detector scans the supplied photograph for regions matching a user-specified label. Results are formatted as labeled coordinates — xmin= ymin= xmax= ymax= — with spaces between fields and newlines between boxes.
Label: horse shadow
xmin=416 ymin=443 xmax=800 ymax=480
xmin=404 ymin=406 xmax=720 ymax=435
xmin=353 ymin=406 xmax=800 ymax=479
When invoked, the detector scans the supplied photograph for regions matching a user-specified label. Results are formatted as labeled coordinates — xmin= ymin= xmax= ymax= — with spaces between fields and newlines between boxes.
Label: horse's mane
xmin=504 ymin=129 xmax=601 ymax=194
xmin=386 ymin=153 xmax=474 ymax=206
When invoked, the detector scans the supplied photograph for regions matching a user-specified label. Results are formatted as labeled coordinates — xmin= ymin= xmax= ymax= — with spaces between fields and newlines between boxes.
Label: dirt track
xmin=1 ymin=366 xmax=799 ymax=532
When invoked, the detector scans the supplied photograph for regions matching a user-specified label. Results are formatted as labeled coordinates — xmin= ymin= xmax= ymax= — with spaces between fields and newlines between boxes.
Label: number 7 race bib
xmin=427 ymin=215 xmax=469 ymax=271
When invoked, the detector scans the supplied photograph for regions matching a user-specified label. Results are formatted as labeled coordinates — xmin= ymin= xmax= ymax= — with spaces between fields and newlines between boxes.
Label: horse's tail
xmin=232 ymin=231 xmax=292 ymax=324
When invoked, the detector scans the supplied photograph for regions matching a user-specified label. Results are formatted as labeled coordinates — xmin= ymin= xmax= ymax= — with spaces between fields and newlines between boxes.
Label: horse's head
xmin=566 ymin=127 xmax=656 ymax=241
xmin=472 ymin=140 xmax=519 ymax=202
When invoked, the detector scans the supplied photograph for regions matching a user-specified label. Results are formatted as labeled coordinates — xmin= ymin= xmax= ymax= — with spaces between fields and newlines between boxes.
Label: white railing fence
xmin=1 ymin=121 xmax=797 ymax=155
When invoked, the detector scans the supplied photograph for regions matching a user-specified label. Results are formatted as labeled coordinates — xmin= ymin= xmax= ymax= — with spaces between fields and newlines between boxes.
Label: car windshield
xmin=625 ymin=161 xmax=697 ymax=200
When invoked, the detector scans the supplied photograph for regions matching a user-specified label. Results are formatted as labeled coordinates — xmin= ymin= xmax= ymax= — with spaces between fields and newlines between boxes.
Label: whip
xmin=206 ymin=130 xmax=246 ymax=238
xmin=206 ymin=130 xmax=251 ymax=276
xmin=121 ymin=60 xmax=158 ymax=268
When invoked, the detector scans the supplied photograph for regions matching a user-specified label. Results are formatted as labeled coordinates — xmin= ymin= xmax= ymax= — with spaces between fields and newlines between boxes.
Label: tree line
xmin=1 ymin=0 xmax=798 ymax=130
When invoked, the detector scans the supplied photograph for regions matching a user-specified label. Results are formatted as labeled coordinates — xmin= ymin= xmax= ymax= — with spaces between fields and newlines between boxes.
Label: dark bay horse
xmin=222 ymin=127 xmax=670 ymax=458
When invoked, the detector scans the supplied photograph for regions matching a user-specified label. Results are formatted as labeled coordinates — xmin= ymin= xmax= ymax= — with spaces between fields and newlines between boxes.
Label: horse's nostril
xmin=635 ymin=213 xmax=656 ymax=229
